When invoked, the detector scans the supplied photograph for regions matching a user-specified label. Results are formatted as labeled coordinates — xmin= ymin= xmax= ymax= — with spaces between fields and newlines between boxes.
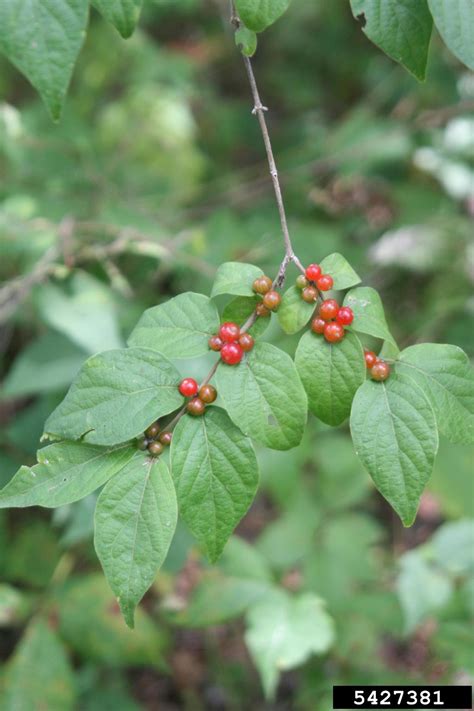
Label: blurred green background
xmin=0 ymin=1 xmax=473 ymax=708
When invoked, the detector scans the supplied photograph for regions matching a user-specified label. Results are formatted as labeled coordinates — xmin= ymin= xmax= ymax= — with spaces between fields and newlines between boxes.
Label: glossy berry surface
xmin=144 ymin=421 xmax=160 ymax=439
xmin=253 ymin=275 xmax=273 ymax=295
xmin=255 ymin=303 xmax=270 ymax=317
xmin=218 ymin=322 xmax=240 ymax=342
xmin=178 ymin=378 xmax=199 ymax=397
xmin=220 ymin=342 xmax=244 ymax=365
xmin=305 ymin=264 xmax=322 ymax=281
xmin=371 ymin=360 xmax=391 ymax=382
xmin=324 ymin=322 xmax=345 ymax=343
xmin=311 ymin=317 xmax=326 ymax=334
xmin=301 ymin=286 xmax=318 ymax=303
xmin=364 ymin=349 xmax=377 ymax=369
xmin=319 ymin=299 xmax=340 ymax=321
xmin=336 ymin=306 xmax=354 ymax=326
xmin=148 ymin=441 xmax=164 ymax=456
xmin=187 ymin=398 xmax=206 ymax=416
xmin=316 ymin=274 xmax=334 ymax=291
xmin=159 ymin=431 xmax=172 ymax=446
xmin=199 ymin=384 xmax=217 ymax=403
xmin=296 ymin=275 xmax=309 ymax=290
xmin=137 ymin=438 xmax=148 ymax=451
xmin=208 ymin=335 xmax=223 ymax=351
xmin=239 ymin=333 xmax=255 ymax=352
xmin=262 ymin=290 xmax=281 ymax=311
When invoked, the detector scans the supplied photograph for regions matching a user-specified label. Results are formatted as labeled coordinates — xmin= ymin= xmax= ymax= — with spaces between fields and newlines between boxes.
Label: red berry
xmin=305 ymin=264 xmax=322 ymax=281
xmin=301 ymin=286 xmax=318 ymax=303
xmin=178 ymin=378 xmax=199 ymax=397
xmin=220 ymin=342 xmax=244 ymax=365
xmin=336 ymin=306 xmax=354 ymax=326
xmin=364 ymin=349 xmax=377 ymax=369
xmin=262 ymin=290 xmax=281 ymax=311
xmin=316 ymin=274 xmax=334 ymax=291
xmin=255 ymin=303 xmax=271 ymax=317
xmin=319 ymin=299 xmax=339 ymax=321
xmin=370 ymin=360 xmax=391 ymax=382
xmin=159 ymin=431 xmax=172 ymax=446
xmin=311 ymin=317 xmax=326 ymax=334
xmin=187 ymin=398 xmax=206 ymax=416
xmin=208 ymin=335 xmax=223 ymax=351
xmin=199 ymin=384 xmax=217 ymax=403
xmin=324 ymin=322 xmax=345 ymax=343
xmin=148 ymin=441 xmax=164 ymax=456
xmin=218 ymin=322 xmax=240 ymax=342
xmin=253 ymin=275 xmax=273 ymax=295
xmin=239 ymin=333 xmax=255 ymax=352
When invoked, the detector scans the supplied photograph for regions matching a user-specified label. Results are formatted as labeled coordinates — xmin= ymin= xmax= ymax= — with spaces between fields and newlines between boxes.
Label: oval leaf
xmin=235 ymin=26 xmax=258 ymax=57
xmin=319 ymin=253 xmax=361 ymax=290
xmin=398 ymin=343 xmax=474 ymax=444
xmin=0 ymin=442 xmax=138 ymax=509
xmin=344 ymin=286 xmax=397 ymax=347
xmin=427 ymin=0 xmax=474 ymax=70
xmin=350 ymin=372 xmax=438 ymax=526
xmin=216 ymin=342 xmax=307 ymax=450
xmin=95 ymin=457 xmax=177 ymax=628
xmin=43 ymin=348 xmax=182 ymax=446
xmin=277 ymin=286 xmax=315 ymax=335
xmin=211 ymin=262 xmax=264 ymax=299
xmin=92 ymin=0 xmax=142 ymax=39
xmin=127 ymin=292 xmax=219 ymax=358
xmin=170 ymin=407 xmax=259 ymax=562
xmin=235 ymin=0 xmax=291 ymax=32
xmin=295 ymin=330 xmax=366 ymax=426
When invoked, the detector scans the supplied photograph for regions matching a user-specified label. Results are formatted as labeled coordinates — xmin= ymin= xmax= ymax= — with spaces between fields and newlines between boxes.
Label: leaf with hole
xmin=344 ymin=286 xmax=397 ymax=348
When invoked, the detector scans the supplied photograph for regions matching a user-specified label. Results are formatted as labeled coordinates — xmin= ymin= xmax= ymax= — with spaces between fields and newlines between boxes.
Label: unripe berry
xmin=305 ymin=264 xmax=322 ymax=281
xmin=324 ymin=322 xmax=345 ymax=343
xmin=218 ymin=322 xmax=240 ymax=342
xmin=319 ymin=299 xmax=339 ymax=321
xmin=220 ymin=342 xmax=244 ymax=365
xmin=187 ymin=398 xmax=206 ymax=416
xmin=296 ymin=275 xmax=309 ymax=290
xmin=199 ymin=384 xmax=217 ymax=404
xmin=262 ymin=290 xmax=281 ymax=311
xmin=253 ymin=275 xmax=273 ymax=295
xmin=148 ymin=440 xmax=164 ymax=456
xmin=239 ymin=333 xmax=255 ymax=352
xmin=311 ymin=317 xmax=326 ymax=334
xmin=370 ymin=360 xmax=391 ymax=382
xmin=364 ymin=349 xmax=377 ymax=369
xmin=145 ymin=421 xmax=160 ymax=439
xmin=301 ymin=286 xmax=318 ymax=303
xmin=316 ymin=274 xmax=334 ymax=291
xmin=208 ymin=335 xmax=223 ymax=351
xmin=336 ymin=306 xmax=354 ymax=326
xmin=179 ymin=378 xmax=199 ymax=397
xmin=159 ymin=431 xmax=172 ymax=446
xmin=137 ymin=438 xmax=149 ymax=451
xmin=255 ymin=303 xmax=271 ymax=317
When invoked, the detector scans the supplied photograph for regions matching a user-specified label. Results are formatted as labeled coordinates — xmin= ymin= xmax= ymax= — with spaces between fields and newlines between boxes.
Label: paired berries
xmin=252 ymin=275 xmax=273 ymax=295
xmin=178 ymin=378 xmax=199 ymax=398
xmin=186 ymin=384 xmax=218 ymax=416
xmin=253 ymin=274 xmax=281 ymax=314
xmin=209 ymin=321 xmax=254 ymax=366
xmin=363 ymin=350 xmax=391 ymax=382
xmin=310 ymin=299 xmax=354 ymax=344
xmin=140 ymin=420 xmax=172 ymax=457
xmin=364 ymin=349 xmax=377 ymax=369
xmin=298 ymin=263 xmax=334 ymax=305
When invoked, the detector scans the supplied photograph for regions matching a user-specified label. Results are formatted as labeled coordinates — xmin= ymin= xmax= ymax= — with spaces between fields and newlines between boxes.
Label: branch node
xmin=252 ymin=104 xmax=268 ymax=114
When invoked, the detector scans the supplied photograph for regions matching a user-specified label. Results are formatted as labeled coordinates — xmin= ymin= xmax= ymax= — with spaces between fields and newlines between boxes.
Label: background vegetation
xmin=0 ymin=1 xmax=473 ymax=708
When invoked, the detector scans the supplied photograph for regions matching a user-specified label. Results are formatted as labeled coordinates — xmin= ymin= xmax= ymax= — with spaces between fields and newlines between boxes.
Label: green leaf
xmin=349 ymin=0 xmax=433 ymax=81
xmin=350 ymin=372 xmax=438 ymax=526
xmin=219 ymin=536 xmax=273 ymax=582
xmin=319 ymin=252 xmax=361 ymax=290
xmin=2 ymin=619 xmax=76 ymax=710
xmin=222 ymin=296 xmax=269 ymax=338
xmin=427 ymin=0 xmax=474 ymax=70
xmin=92 ymin=0 xmax=142 ymax=38
xmin=1 ymin=332 xmax=86 ymax=398
xmin=295 ymin=330 xmax=366 ymax=426
xmin=0 ymin=0 xmax=89 ymax=120
xmin=235 ymin=26 xmax=257 ymax=57
xmin=44 ymin=348 xmax=182 ymax=446
xmin=170 ymin=407 xmax=259 ymax=562
xmin=397 ymin=551 xmax=452 ymax=633
xmin=95 ymin=457 xmax=177 ymax=628
xmin=431 ymin=519 xmax=474 ymax=575
xmin=216 ymin=342 xmax=307 ymax=450
xmin=0 ymin=442 xmax=137 ymax=509
xmin=277 ymin=286 xmax=315 ymax=335
xmin=211 ymin=262 xmax=263 ymax=298
xmin=128 ymin=292 xmax=219 ymax=358
xmin=344 ymin=286 xmax=397 ymax=347
xmin=398 ymin=344 xmax=474 ymax=444
xmin=235 ymin=0 xmax=291 ymax=32
xmin=245 ymin=590 xmax=334 ymax=699
xmin=3 ymin=520 xmax=61 ymax=587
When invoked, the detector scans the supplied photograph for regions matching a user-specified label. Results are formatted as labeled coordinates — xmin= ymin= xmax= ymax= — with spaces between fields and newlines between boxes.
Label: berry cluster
xmin=252 ymin=275 xmax=281 ymax=316
xmin=208 ymin=322 xmax=255 ymax=366
xmin=297 ymin=263 xmax=334 ymax=303
xmin=178 ymin=377 xmax=218 ymax=416
xmin=139 ymin=420 xmax=172 ymax=456
xmin=364 ymin=350 xmax=391 ymax=382
xmin=310 ymin=299 xmax=354 ymax=343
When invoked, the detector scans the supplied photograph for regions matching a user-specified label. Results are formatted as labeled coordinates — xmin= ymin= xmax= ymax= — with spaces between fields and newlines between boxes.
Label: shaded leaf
xmin=235 ymin=0 xmax=291 ymax=32
xmin=211 ymin=262 xmax=263 ymax=298
xmin=277 ymin=286 xmax=315 ymax=335
xmin=92 ymin=0 xmax=142 ymax=38
xmin=222 ymin=296 xmax=269 ymax=338
xmin=427 ymin=0 xmax=474 ymax=70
